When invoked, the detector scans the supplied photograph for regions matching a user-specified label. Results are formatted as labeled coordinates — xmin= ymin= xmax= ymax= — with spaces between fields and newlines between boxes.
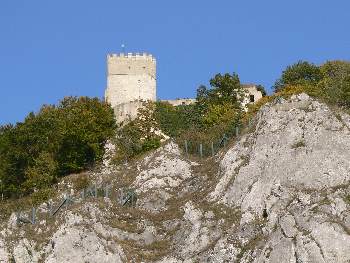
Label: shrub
xmin=72 ymin=173 xmax=90 ymax=191
xmin=152 ymin=73 xmax=245 ymax=155
xmin=23 ymin=152 xmax=58 ymax=192
xmin=55 ymin=97 xmax=116 ymax=174
xmin=154 ymin=102 xmax=202 ymax=137
xmin=273 ymin=60 xmax=350 ymax=109
xmin=197 ymin=73 xmax=244 ymax=108
xmin=202 ymin=102 xmax=241 ymax=127
xmin=30 ymin=188 xmax=55 ymax=206
xmin=0 ymin=96 xmax=116 ymax=198
xmin=318 ymin=61 xmax=350 ymax=107
xmin=291 ymin=140 xmax=306 ymax=149
xmin=113 ymin=101 xmax=163 ymax=164
xmin=256 ymin=85 xmax=267 ymax=97
xmin=273 ymin=61 xmax=323 ymax=92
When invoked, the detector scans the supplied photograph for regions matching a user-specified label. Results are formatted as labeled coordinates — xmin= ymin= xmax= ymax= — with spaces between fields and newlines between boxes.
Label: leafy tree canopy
xmin=197 ymin=73 xmax=244 ymax=108
xmin=256 ymin=85 xmax=267 ymax=97
xmin=273 ymin=61 xmax=323 ymax=92
xmin=0 ymin=96 xmax=116 ymax=198
xmin=273 ymin=60 xmax=350 ymax=108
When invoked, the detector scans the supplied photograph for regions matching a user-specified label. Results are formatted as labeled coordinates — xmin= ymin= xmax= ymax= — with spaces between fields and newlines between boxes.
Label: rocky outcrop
xmin=0 ymin=237 xmax=8 ymax=262
xmin=207 ymin=93 xmax=350 ymax=262
xmin=0 ymin=93 xmax=349 ymax=262
xmin=132 ymin=142 xmax=195 ymax=213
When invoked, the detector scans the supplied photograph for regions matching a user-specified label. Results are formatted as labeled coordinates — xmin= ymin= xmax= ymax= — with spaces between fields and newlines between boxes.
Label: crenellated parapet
xmin=107 ymin=52 xmax=156 ymax=78
xmin=107 ymin=52 xmax=156 ymax=61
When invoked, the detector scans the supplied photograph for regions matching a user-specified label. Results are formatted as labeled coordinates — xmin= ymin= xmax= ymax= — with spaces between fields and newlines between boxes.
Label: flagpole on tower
xmin=121 ymin=44 xmax=125 ymax=54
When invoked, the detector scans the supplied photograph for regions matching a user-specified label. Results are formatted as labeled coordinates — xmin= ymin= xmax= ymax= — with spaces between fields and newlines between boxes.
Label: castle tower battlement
xmin=105 ymin=52 xmax=156 ymax=122
xmin=107 ymin=53 xmax=156 ymax=77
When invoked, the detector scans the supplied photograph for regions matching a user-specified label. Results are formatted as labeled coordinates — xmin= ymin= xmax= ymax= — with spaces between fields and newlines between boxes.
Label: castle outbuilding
xmin=105 ymin=52 xmax=263 ymax=122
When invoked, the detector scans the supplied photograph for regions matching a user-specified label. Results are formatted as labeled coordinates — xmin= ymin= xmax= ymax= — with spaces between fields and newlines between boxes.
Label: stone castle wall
xmin=241 ymin=85 xmax=263 ymax=109
xmin=105 ymin=53 xmax=156 ymax=119
xmin=113 ymin=100 xmax=145 ymax=123
xmin=104 ymin=52 xmax=263 ymax=122
xmin=162 ymin=98 xmax=196 ymax=106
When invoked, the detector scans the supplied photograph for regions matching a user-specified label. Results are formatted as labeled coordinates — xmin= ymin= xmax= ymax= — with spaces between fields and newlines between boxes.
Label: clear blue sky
xmin=1 ymin=0 xmax=349 ymax=124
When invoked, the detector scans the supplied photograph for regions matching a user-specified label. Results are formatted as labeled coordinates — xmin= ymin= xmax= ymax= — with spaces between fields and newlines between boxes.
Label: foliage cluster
xmin=112 ymin=102 xmax=163 ymax=164
xmin=112 ymin=73 xmax=253 ymax=162
xmin=157 ymin=73 xmax=246 ymax=151
xmin=0 ymin=97 xmax=116 ymax=198
xmin=273 ymin=60 xmax=350 ymax=108
xmin=155 ymin=73 xmax=246 ymax=133
xmin=273 ymin=61 xmax=323 ymax=92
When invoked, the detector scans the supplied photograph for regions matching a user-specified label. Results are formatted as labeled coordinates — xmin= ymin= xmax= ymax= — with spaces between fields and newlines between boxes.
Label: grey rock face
xmin=208 ymin=93 xmax=350 ymax=262
xmin=133 ymin=142 xmax=195 ymax=213
xmin=13 ymin=239 xmax=39 ymax=263
xmin=0 ymin=238 xmax=8 ymax=263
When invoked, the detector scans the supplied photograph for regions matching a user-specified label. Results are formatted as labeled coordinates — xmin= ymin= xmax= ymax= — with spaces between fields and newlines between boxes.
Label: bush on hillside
xmin=153 ymin=73 xmax=244 ymax=153
xmin=273 ymin=61 xmax=323 ymax=92
xmin=273 ymin=60 xmax=350 ymax=109
xmin=202 ymin=102 xmax=241 ymax=128
xmin=197 ymin=73 xmax=244 ymax=109
xmin=112 ymin=101 xmax=163 ymax=164
xmin=256 ymin=85 xmax=267 ymax=97
xmin=318 ymin=61 xmax=350 ymax=107
xmin=154 ymin=101 xmax=203 ymax=137
xmin=0 ymin=97 xmax=116 ymax=198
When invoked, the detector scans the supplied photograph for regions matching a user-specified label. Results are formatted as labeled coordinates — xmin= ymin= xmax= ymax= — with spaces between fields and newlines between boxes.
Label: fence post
xmin=199 ymin=144 xmax=203 ymax=158
xmin=63 ymin=194 xmax=68 ymax=209
xmin=211 ymin=142 xmax=214 ymax=157
xmin=31 ymin=207 xmax=36 ymax=224
xmin=235 ymin=127 xmax=239 ymax=137
xmin=105 ymin=185 xmax=110 ymax=198
xmin=48 ymin=202 xmax=52 ymax=215
xmin=15 ymin=212 xmax=20 ymax=224
xmin=185 ymin=140 xmax=188 ymax=155
xmin=118 ymin=189 xmax=123 ymax=205
xmin=94 ymin=184 xmax=98 ymax=198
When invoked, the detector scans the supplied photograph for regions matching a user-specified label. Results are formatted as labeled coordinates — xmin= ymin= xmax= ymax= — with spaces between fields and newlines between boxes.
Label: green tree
xmin=198 ymin=73 xmax=244 ymax=107
xmin=256 ymin=85 xmax=267 ymax=97
xmin=23 ymin=152 xmax=58 ymax=191
xmin=318 ymin=61 xmax=350 ymax=107
xmin=154 ymin=102 xmax=203 ymax=137
xmin=0 ymin=96 xmax=116 ymax=198
xmin=55 ymin=97 xmax=116 ymax=174
xmin=202 ymin=102 xmax=241 ymax=127
xmin=274 ymin=61 xmax=323 ymax=92
xmin=113 ymin=101 xmax=163 ymax=164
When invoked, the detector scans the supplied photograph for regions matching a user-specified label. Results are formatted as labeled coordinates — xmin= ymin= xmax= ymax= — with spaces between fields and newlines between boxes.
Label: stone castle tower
xmin=105 ymin=52 xmax=156 ymax=122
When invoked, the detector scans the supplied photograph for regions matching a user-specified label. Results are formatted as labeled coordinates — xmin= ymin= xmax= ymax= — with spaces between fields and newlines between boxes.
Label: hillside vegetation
xmin=0 ymin=97 xmax=116 ymax=199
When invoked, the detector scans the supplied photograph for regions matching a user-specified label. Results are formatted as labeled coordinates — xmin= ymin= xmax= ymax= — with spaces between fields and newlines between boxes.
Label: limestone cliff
xmin=1 ymin=93 xmax=350 ymax=263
